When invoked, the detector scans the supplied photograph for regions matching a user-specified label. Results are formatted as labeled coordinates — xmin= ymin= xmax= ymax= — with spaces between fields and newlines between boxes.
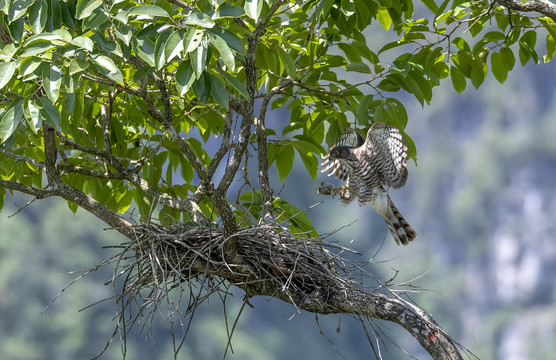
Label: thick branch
xmin=299 ymin=289 xmax=464 ymax=360
xmin=0 ymin=24 xmax=12 ymax=45
xmin=43 ymin=124 xmax=61 ymax=185
xmin=207 ymin=108 xmax=233 ymax=179
xmin=147 ymin=76 xmax=237 ymax=235
xmin=255 ymin=95 xmax=274 ymax=220
xmin=123 ymin=224 xmax=464 ymax=360
xmin=494 ymin=0 xmax=556 ymax=21
xmin=0 ymin=180 xmax=132 ymax=233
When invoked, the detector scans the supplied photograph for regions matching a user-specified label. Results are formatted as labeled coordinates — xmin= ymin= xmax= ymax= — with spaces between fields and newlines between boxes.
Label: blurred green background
xmin=3 ymin=48 xmax=556 ymax=360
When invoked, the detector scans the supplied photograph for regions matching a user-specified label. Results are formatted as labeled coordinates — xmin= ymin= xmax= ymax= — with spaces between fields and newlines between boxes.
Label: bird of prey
xmin=321 ymin=123 xmax=417 ymax=245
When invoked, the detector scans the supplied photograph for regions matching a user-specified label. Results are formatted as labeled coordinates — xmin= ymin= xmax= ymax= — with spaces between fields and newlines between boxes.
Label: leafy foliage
xmin=0 ymin=0 xmax=554 ymax=233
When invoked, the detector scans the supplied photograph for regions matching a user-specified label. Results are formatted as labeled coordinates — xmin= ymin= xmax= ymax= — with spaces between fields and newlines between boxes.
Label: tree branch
xmin=206 ymin=108 xmax=233 ymax=179
xmin=148 ymin=76 xmax=237 ymax=235
xmin=138 ymin=79 xmax=209 ymax=184
xmin=166 ymin=0 xmax=194 ymax=10
xmin=494 ymin=0 xmax=556 ymax=22
xmin=0 ymin=179 xmax=132 ymax=233
xmin=255 ymin=93 xmax=276 ymax=220
xmin=57 ymin=137 xmax=207 ymax=223
xmin=43 ymin=124 xmax=61 ymax=186
xmin=0 ymin=148 xmax=45 ymax=170
xmin=117 ymin=224 xmax=464 ymax=360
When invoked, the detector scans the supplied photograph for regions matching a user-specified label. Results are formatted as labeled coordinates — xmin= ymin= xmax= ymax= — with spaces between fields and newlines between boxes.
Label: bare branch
xmin=206 ymin=108 xmax=233 ymax=179
xmin=0 ymin=148 xmax=45 ymax=170
xmin=43 ymin=124 xmax=61 ymax=185
xmin=58 ymin=164 xmax=126 ymax=179
xmin=0 ymin=179 xmax=132 ymax=233
xmin=141 ymin=77 xmax=210 ymax=184
xmin=0 ymin=23 xmax=12 ymax=45
xmin=166 ymin=0 xmax=194 ymax=10
xmin=100 ymin=90 xmax=126 ymax=172
xmin=255 ymin=93 xmax=276 ymax=220
xmin=494 ymin=0 xmax=556 ymax=21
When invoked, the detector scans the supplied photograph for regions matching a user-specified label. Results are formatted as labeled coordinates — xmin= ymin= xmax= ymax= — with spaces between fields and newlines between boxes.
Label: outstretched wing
xmin=363 ymin=122 xmax=408 ymax=189
xmin=320 ymin=127 xmax=363 ymax=181
xmin=331 ymin=127 xmax=364 ymax=148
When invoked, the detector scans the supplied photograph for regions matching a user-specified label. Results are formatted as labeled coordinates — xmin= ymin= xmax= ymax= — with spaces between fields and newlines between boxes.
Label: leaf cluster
xmin=0 ymin=0 xmax=554 ymax=236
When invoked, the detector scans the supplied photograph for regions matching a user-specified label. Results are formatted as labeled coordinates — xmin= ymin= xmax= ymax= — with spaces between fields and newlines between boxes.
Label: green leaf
xmin=8 ymin=0 xmax=33 ymax=22
xmin=24 ymin=98 xmax=42 ymax=132
xmin=377 ymin=8 xmax=391 ymax=30
xmin=192 ymin=72 xmax=211 ymax=104
xmin=19 ymin=57 xmax=42 ymax=77
xmin=42 ymin=65 xmax=62 ymax=103
xmin=275 ymin=144 xmax=294 ymax=182
xmin=271 ymin=44 xmax=296 ymax=78
xmin=519 ymin=30 xmax=538 ymax=65
xmin=219 ymin=70 xmax=249 ymax=100
xmin=209 ymin=73 xmax=229 ymax=109
xmin=0 ymin=98 xmax=23 ymax=143
xmin=244 ymin=0 xmax=262 ymax=21
xmin=346 ymin=62 xmax=371 ymax=73
xmin=183 ymin=27 xmax=204 ymax=54
xmin=29 ymin=0 xmax=48 ymax=34
xmin=154 ymin=28 xmax=172 ymax=70
xmin=187 ymin=137 xmax=211 ymax=165
xmin=0 ymin=62 xmax=16 ymax=90
xmin=92 ymin=55 xmax=123 ymax=83
xmin=355 ymin=94 xmax=373 ymax=125
xmin=210 ymin=5 xmax=244 ymax=19
xmin=208 ymin=28 xmax=245 ymax=54
xmin=49 ymin=0 xmax=63 ymax=30
xmin=175 ymin=60 xmax=195 ymax=96
xmin=135 ymin=37 xmax=155 ymax=66
xmin=191 ymin=41 xmax=207 ymax=79
xmin=293 ymin=143 xmax=318 ymax=180
xmin=165 ymin=30 xmax=184 ymax=62
xmin=421 ymin=0 xmax=438 ymax=13
xmin=210 ymin=34 xmax=235 ymax=71
xmin=545 ymin=33 xmax=556 ymax=63
xmin=450 ymin=66 xmax=466 ymax=94
xmin=469 ymin=62 xmax=485 ymax=89
xmin=75 ymin=0 xmax=102 ymax=20
xmin=490 ymin=52 xmax=508 ymax=83
xmin=114 ymin=26 xmax=132 ymax=46
xmin=184 ymin=12 xmax=215 ymax=28
xmin=500 ymin=47 xmax=515 ymax=70
xmin=38 ymin=96 xmax=60 ymax=129
xmin=383 ymin=98 xmax=408 ymax=129
xmin=127 ymin=5 xmax=170 ymax=18
xmin=69 ymin=57 xmax=90 ymax=74
xmin=71 ymin=36 xmax=94 ymax=52
xmin=23 ymin=39 xmax=55 ymax=56
xmin=338 ymin=42 xmax=362 ymax=63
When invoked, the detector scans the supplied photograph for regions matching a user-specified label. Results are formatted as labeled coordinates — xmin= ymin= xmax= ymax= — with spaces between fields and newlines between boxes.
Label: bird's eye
xmin=334 ymin=150 xmax=340 ymax=156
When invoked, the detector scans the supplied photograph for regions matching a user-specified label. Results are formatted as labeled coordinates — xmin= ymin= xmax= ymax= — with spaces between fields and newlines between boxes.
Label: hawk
xmin=321 ymin=123 xmax=417 ymax=245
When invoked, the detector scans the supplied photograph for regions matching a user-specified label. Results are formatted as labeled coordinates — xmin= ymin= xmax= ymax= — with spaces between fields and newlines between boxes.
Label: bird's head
xmin=328 ymin=146 xmax=351 ymax=160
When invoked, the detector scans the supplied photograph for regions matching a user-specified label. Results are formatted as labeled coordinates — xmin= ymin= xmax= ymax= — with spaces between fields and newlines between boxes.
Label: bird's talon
xmin=333 ymin=186 xmax=352 ymax=198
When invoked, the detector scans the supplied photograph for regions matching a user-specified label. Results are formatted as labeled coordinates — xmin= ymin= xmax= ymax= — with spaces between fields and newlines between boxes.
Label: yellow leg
xmin=333 ymin=186 xmax=356 ymax=198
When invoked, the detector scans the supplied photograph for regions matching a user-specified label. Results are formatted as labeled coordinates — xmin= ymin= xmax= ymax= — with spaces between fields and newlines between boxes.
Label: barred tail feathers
xmin=383 ymin=197 xmax=417 ymax=246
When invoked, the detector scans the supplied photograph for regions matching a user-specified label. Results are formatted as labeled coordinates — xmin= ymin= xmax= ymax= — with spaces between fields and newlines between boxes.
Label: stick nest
xmin=108 ymin=222 xmax=357 ymax=331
